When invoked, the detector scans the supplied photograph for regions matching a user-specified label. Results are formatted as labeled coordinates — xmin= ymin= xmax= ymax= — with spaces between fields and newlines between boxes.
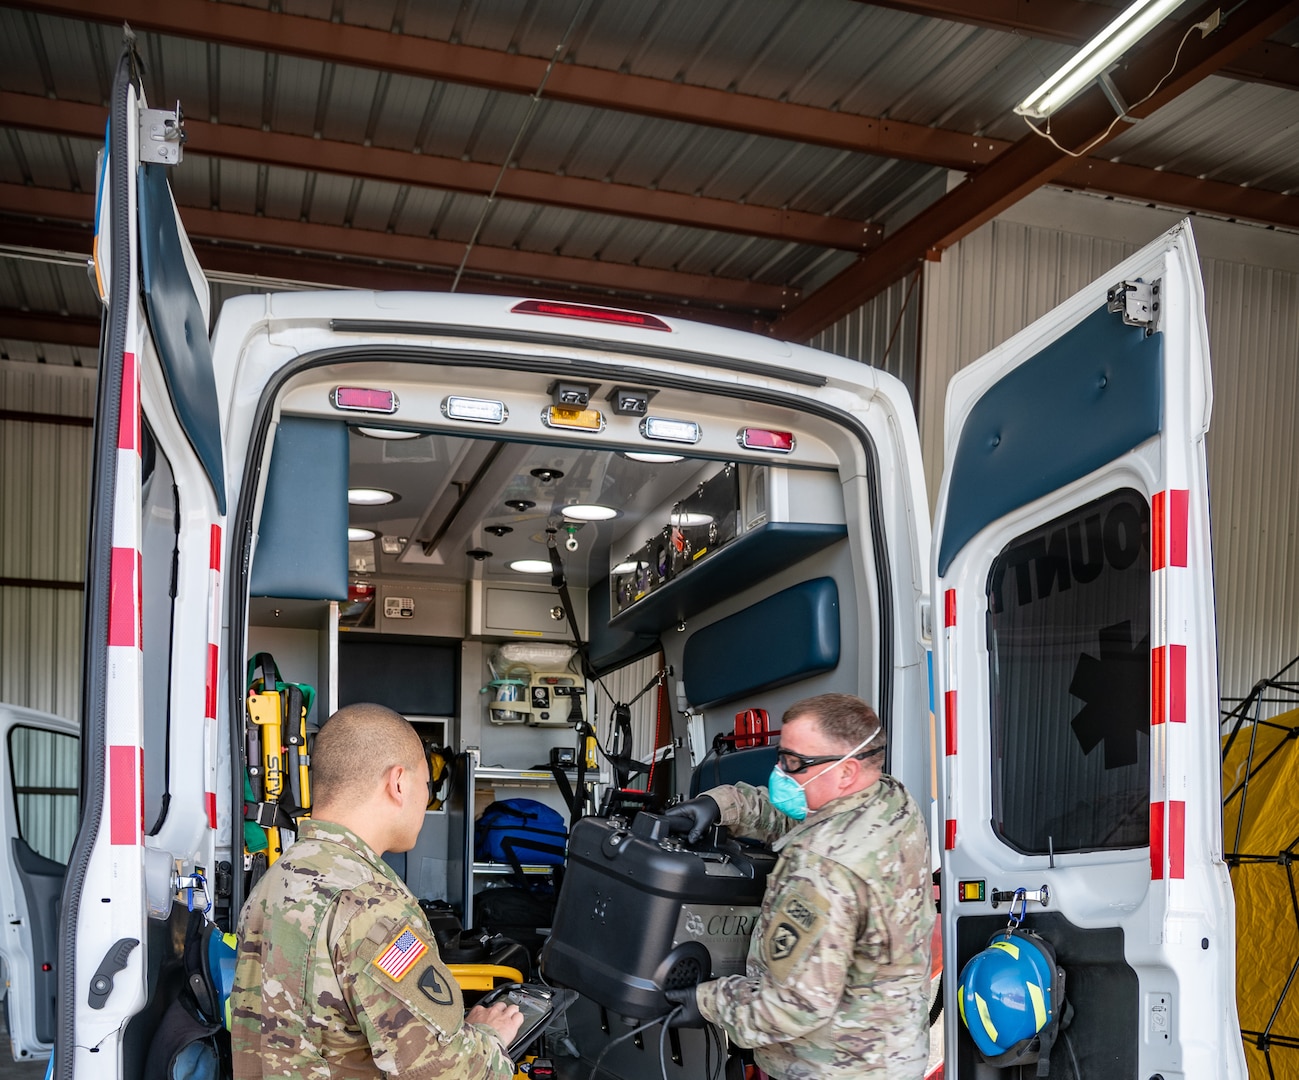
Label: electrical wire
xmin=449 ymin=0 xmax=594 ymax=292
xmin=1020 ymin=19 xmax=1206 ymax=159
xmin=586 ymin=1011 xmax=676 ymax=1080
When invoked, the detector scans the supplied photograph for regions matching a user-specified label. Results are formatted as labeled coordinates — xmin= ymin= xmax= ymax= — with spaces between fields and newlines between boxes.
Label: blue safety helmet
xmin=957 ymin=930 xmax=1056 ymax=1059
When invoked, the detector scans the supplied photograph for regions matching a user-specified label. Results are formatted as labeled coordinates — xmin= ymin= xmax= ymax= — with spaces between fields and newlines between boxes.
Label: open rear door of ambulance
xmin=933 ymin=221 xmax=1241 ymax=1080
xmin=57 ymin=37 xmax=227 ymax=1080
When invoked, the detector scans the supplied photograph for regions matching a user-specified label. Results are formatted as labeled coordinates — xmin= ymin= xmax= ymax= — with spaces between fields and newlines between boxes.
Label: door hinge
xmin=1107 ymin=278 xmax=1160 ymax=335
xmin=139 ymin=102 xmax=185 ymax=166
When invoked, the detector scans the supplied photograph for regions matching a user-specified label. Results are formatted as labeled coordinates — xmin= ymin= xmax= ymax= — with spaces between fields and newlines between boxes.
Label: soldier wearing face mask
xmin=662 ymin=693 xmax=933 ymax=1079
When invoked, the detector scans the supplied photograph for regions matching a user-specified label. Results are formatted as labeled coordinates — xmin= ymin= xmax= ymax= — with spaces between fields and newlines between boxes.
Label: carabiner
xmin=1007 ymin=887 xmax=1028 ymax=928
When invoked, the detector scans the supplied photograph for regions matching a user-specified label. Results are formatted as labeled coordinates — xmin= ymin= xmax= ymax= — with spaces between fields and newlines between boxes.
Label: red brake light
xmin=331 ymin=387 xmax=398 ymax=413
xmin=738 ymin=428 xmax=796 ymax=453
xmin=511 ymin=299 xmax=671 ymax=332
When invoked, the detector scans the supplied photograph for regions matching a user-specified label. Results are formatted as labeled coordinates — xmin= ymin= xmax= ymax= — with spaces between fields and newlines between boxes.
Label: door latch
xmin=1107 ymin=278 xmax=1160 ymax=334
xmin=139 ymin=102 xmax=186 ymax=165
xmin=990 ymin=884 xmax=1050 ymax=909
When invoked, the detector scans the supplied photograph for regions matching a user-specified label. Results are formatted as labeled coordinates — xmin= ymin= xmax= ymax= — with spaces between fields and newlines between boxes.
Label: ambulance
xmin=51 ymin=37 xmax=1242 ymax=1079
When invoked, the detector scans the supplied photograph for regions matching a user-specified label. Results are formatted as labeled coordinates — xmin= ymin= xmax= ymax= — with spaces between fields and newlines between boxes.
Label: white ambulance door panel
xmin=59 ymin=36 xmax=227 ymax=1079
xmin=934 ymin=221 xmax=1239 ymax=1079
xmin=0 ymin=705 xmax=78 ymax=1062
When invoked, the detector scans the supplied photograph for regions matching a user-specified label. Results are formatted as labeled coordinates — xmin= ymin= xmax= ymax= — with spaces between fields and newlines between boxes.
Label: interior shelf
xmin=607 ymin=521 xmax=848 ymax=635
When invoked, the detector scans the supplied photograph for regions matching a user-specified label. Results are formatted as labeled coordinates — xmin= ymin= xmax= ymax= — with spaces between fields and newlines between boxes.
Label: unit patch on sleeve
xmin=761 ymin=890 xmax=828 ymax=983
xmin=371 ymin=926 xmax=429 ymax=982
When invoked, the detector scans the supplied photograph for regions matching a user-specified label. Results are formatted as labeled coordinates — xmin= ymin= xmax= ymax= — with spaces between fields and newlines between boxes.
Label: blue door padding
xmin=682 ymin=577 xmax=839 ymax=709
xmin=248 ymin=417 xmax=349 ymax=600
xmin=937 ymin=303 xmax=1162 ymax=576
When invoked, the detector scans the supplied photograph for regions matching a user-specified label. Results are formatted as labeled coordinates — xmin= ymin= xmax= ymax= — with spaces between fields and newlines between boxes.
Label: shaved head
xmin=312 ymin=703 xmax=424 ymax=808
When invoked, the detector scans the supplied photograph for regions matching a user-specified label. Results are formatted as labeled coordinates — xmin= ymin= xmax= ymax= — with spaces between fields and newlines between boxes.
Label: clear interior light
xmin=562 ymin=504 xmax=618 ymax=521
xmin=348 ymin=488 xmax=397 ymax=505
xmin=348 ymin=527 xmax=377 ymax=542
xmin=508 ymin=559 xmax=554 ymax=574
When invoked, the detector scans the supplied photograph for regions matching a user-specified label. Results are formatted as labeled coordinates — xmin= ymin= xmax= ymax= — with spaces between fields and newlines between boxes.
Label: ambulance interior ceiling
xmin=346 ymin=428 xmax=717 ymax=591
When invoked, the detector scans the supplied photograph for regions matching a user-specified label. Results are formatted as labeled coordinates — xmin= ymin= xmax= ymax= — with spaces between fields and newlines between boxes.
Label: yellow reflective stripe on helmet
xmin=974 ymin=992 xmax=998 ymax=1043
xmin=958 ymin=985 xmax=968 ymax=1029
xmin=1028 ymin=982 xmax=1047 ymax=1030
xmin=989 ymin=939 xmax=1020 ymax=959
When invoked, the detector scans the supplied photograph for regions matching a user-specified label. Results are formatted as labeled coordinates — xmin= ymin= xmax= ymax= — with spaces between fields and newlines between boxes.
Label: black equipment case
xmin=540 ymin=811 xmax=775 ymax=1019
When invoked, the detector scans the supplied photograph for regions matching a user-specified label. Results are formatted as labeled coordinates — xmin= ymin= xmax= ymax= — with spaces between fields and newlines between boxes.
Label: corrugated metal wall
xmin=0 ymin=361 xmax=96 ymax=722
xmin=914 ymin=187 xmax=1299 ymax=704
xmin=810 ymin=270 xmax=923 ymax=405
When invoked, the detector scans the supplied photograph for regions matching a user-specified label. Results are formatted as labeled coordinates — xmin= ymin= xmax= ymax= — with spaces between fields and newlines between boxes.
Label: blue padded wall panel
xmin=137 ymin=163 xmax=226 ymax=514
xmin=937 ymin=303 xmax=1162 ymax=576
xmin=249 ymin=417 xmax=349 ymax=600
xmin=683 ymin=577 xmax=839 ymax=709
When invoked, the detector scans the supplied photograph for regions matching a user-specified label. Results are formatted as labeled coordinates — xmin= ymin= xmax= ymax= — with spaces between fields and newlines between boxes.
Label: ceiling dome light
xmin=355 ymin=426 xmax=422 ymax=440
xmin=348 ymin=527 xmax=377 ymax=542
xmin=624 ymin=451 xmax=685 ymax=463
xmin=562 ymin=503 xmax=618 ymax=522
xmin=670 ymin=511 xmax=713 ymax=527
xmin=348 ymin=487 xmax=397 ymax=506
xmin=612 ymin=561 xmax=642 ymax=575
xmin=508 ymin=559 xmax=554 ymax=574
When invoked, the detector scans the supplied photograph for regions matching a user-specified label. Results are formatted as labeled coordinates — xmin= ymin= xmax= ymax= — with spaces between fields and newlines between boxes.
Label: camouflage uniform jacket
xmin=695 ymin=775 xmax=932 ymax=1079
xmin=230 ymin=819 xmax=514 ymax=1079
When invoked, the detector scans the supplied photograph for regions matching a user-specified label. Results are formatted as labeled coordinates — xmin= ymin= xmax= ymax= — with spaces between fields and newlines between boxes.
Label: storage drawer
xmin=468 ymin=582 xmax=587 ymax=640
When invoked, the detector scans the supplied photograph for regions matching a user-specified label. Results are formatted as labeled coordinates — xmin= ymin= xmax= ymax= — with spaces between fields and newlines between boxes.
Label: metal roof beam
xmin=0 ymin=92 xmax=881 ymax=253
xmin=0 ymin=308 xmax=100 ymax=348
xmin=13 ymin=0 xmax=1001 ymax=171
xmin=863 ymin=0 xmax=1299 ymax=90
xmin=0 ymin=189 xmax=790 ymax=313
xmin=774 ymin=0 xmax=1299 ymax=339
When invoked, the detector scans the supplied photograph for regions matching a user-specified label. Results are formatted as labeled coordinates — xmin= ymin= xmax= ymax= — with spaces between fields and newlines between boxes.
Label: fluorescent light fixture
xmin=442 ymin=395 xmax=508 ymax=424
xmin=562 ymin=504 xmax=618 ymax=522
xmin=1014 ymin=0 xmax=1188 ymax=119
xmin=624 ymin=450 xmax=685 ymax=463
xmin=670 ymin=511 xmax=713 ymax=527
xmin=348 ymin=527 xmax=377 ymax=542
xmin=640 ymin=416 xmax=701 ymax=444
xmin=348 ymin=487 xmax=397 ymax=506
xmin=508 ymin=559 xmax=554 ymax=574
xmin=356 ymin=426 xmax=422 ymax=440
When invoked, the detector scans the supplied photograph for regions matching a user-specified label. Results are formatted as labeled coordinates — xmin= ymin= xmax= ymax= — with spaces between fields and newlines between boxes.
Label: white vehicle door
xmin=0 ymin=705 xmax=78 ymax=1063
xmin=57 ymin=37 xmax=227 ymax=1080
xmin=934 ymin=221 xmax=1240 ymax=1078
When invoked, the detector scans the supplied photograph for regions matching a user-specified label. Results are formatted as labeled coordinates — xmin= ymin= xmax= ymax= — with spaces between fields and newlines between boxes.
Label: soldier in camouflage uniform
xmin=231 ymin=703 xmax=522 ymax=1078
xmin=664 ymin=693 xmax=933 ymax=1079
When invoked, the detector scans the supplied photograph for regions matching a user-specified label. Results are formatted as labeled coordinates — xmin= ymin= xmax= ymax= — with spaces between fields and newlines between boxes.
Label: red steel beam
xmin=775 ymin=0 xmax=1299 ymax=340
xmin=0 ymin=216 xmax=770 ymax=331
xmin=0 ymin=92 xmax=880 ymax=252
xmin=0 ymin=308 xmax=100 ymax=348
xmin=864 ymin=1 xmax=1299 ymax=90
xmin=13 ymin=0 xmax=1001 ymax=171
xmin=0 ymin=183 xmax=794 ymax=310
xmin=7 ymin=89 xmax=1295 ymax=238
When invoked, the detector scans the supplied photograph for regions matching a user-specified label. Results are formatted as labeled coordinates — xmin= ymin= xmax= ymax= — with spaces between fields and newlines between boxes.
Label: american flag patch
xmin=372 ymin=926 xmax=428 ymax=982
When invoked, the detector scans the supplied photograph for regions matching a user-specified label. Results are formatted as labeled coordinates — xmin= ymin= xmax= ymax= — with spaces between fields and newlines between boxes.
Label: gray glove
xmin=662 ymin=795 xmax=720 ymax=843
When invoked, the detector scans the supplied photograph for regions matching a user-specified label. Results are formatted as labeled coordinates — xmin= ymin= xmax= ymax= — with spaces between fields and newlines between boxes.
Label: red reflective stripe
xmin=1151 ymin=646 xmax=1166 ymax=726
xmin=944 ymin=819 xmax=956 ymax=850
xmin=108 ymin=547 xmax=137 ymax=647
xmin=205 ymin=644 xmax=219 ymax=720
xmin=1169 ymin=644 xmax=1186 ymax=724
xmin=1150 ymin=802 xmax=1164 ymax=880
xmin=205 ymin=792 xmax=217 ymax=830
xmin=944 ymin=589 xmax=956 ymax=628
xmin=117 ymin=351 xmax=138 ymax=452
xmin=209 ymin=524 xmax=222 ymax=572
xmin=1169 ymin=801 xmax=1186 ymax=879
xmin=137 ymin=550 xmax=143 ymax=650
xmin=944 ymin=690 xmax=957 ymax=756
xmin=1151 ymin=491 xmax=1166 ymax=571
xmin=1169 ymin=489 xmax=1188 ymax=568
xmin=109 ymin=745 xmax=139 ymax=845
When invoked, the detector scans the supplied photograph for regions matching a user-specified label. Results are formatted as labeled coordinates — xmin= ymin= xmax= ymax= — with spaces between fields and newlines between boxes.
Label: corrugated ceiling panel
xmin=0 ymin=9 xmax=47 ymax=96
xmin=917 ymin=196 xmax=1299 ymax=704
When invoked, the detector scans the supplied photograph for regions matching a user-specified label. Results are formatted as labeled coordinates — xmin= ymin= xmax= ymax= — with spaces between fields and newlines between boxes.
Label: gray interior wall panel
xmin=0 ymin=362 xmax=95 ymax=722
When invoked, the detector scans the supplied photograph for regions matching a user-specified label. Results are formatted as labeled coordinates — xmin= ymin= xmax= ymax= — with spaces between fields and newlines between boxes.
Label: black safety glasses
xmin=775 ymin=747 xmax=882 ymax=775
